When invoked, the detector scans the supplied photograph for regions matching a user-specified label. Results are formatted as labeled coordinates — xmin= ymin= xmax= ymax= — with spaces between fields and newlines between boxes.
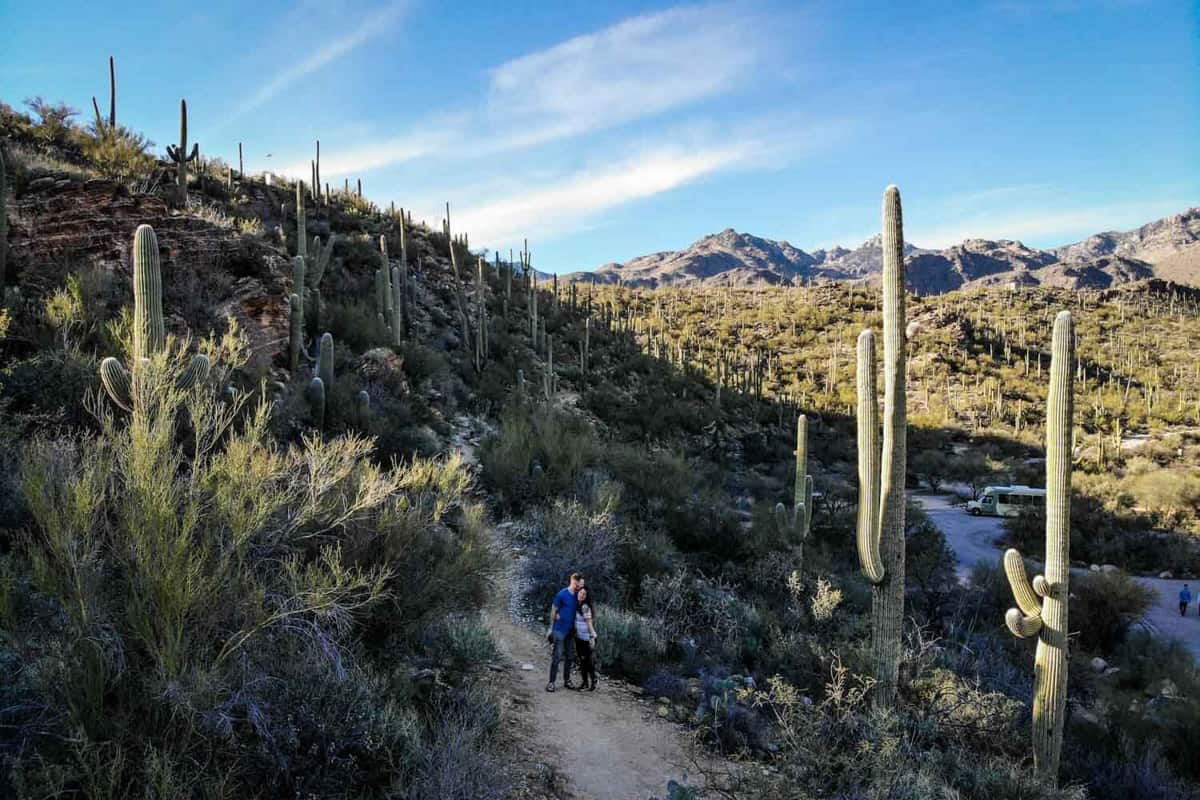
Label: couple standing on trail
xmin=545 ymin=572 xmax=599 ymax=692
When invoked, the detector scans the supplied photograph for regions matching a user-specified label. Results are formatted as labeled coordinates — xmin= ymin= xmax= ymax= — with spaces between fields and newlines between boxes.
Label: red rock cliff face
xmin=8 ymin=172 xmax=290 ymax=370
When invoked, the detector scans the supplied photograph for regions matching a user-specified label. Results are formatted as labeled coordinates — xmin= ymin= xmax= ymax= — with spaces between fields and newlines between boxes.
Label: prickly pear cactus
xmin=1003 ymin=310 xmax=1074 ymax=784
xmin=854 ymin=185 xmax=908 ymax=708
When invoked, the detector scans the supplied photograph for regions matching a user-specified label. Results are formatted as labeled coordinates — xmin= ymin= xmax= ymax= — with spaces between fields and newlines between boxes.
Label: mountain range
xmin=565 ymin=207 xmax=1200 ymax=295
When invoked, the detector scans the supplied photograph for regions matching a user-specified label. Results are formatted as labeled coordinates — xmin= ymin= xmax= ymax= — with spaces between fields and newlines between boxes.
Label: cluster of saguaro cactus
xmin=775 ymin=415 xmax=813 ymax=572
xmin=165 ymin=99 xmax=198 ymax=206
xmin=305 ymin=332 xmax=336 ymax=428
xmin=99 ymin=225 xmax=210 ymax=411
xmin=855 ymin=185 xmax=908 ymax=708
xmin=442 ymin=203 xmax=473 ymax=354
xmin=1003 ymin=310 xmax=1074 ymax=785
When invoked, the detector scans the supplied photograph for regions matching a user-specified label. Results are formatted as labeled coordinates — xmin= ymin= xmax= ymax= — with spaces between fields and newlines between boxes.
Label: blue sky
xmin=2 ymin=0 xmax=1196 ymax=272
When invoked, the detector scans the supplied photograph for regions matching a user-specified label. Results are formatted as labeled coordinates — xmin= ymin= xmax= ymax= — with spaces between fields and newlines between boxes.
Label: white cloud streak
xmin=298 ymin=3 xmax=765 ymax=177
xmin=451 ymin=142 xmax=758 ymax=248
xmin=228 ymin=3 xmax=407 ymax=123
xmin=483 ymin=3 xmax=762 ymax=149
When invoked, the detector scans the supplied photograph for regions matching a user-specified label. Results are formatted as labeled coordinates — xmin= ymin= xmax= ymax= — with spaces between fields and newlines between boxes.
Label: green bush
xmin=595 ymin=607 xmax=667 ymax=682
xmin=479 ymin=406 xmax=598 ymax=509
xmin=1072 ymin=570 xmax=1154 ymax=654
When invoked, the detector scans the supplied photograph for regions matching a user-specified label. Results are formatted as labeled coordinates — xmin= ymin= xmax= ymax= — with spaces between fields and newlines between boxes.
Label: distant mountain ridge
xmin=566 ymin=207 xmax=1200 ymax=294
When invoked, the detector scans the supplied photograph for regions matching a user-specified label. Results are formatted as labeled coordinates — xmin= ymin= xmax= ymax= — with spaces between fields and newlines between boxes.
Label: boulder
xmin=1090 ymin=657 xmax=1109 ymax=673
xmin=1159 ymin=571 xmax=1173 ymax=580
xmin=1101 ymin=564 xmax=1120 ymax=574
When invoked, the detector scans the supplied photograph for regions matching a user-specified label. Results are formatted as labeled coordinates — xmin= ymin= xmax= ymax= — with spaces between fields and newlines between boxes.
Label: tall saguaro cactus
xmin=1 ymin=147 xmax=7 ymax=296
xmin=855 ymin=185 xmax=908 ymax=708
xmin=775 ymin=415 xmax=814 ymax=571
xmin=99 ymin=225 xmax=210 ymax=411
xmin=1003 ymin=310 xmax=1074 ymax=784
xmin=165 ymin=99 xmax=198 ymax=206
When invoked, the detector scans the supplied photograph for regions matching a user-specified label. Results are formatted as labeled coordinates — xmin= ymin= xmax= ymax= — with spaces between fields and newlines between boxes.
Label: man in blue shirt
xmin=1180 ymin=584 xmax=1192 ymax=617
xmin=546 ymin=572 xmax=582 ymax=692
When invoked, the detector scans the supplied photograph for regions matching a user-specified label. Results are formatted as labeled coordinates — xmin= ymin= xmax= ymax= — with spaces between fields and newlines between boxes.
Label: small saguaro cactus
xmin=99 ymin=225 xmax=210 ymax=411
xmin=288 ymin=293 xmax=303 ymax=373
xmin=855 ymin=185 xmax=908 ymax=708
xmin=1003 ymin=310 xmax=1074 ymax=784
xmin=317 ymin=332 xmax=334 ymax=390
xmin=775 ymin=415 xmax=814 ymax=570
xmin=307 ymin=377 xmax=326 ymax=429
xmin=390 ymin=266 xmax=403 ymax=347
xmin=165 ymin=99 xmax=199 ymax=206
xmin=355 ymin=389 xmax=370 ymax=424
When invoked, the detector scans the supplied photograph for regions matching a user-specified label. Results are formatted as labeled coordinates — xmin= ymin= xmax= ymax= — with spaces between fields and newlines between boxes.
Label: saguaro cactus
xmin=1003 ymin=310 xmax=1074 ymax=783
xmin=288 ymin=292 xmax=303 ymax=373
xmin=165 ymin=99 xmax=198 ymax=206
xmin=307 ymin=377 xmax=326 ymax=429
xmin=855 ymin=185 xmax=908 ymax=708
xmin=1 ymin=147 xmax=7 ymax=296
xmin=775 ymin=415 xmax=814 ymax=571
xmin=317 ymin=332 xmax=334 ymax=390
xmin=99 ymin=225 xmax=210 ymax=411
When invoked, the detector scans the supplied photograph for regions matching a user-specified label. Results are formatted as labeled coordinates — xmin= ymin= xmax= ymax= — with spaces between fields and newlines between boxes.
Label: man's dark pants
xmin=549 ymin=630 xmax=575 ymax=684
xmin=1182 ymin=602 xmax=1190 ymax=617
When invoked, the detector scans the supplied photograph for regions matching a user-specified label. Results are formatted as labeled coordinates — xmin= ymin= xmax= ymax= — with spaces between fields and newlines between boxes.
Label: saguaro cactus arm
xmin=99 ymin=357 xmax=133 ymax=412
xmin=856 ymin=329 xmax=884 ymax=583
xmin=1003 ymin=549 xmax=1044 ymax=638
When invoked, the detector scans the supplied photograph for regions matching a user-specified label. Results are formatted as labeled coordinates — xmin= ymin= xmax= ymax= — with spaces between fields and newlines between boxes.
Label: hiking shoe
xmin=564 ymin=680 xmax=577 ymax=690
xmin=546 ymin=682 xmax=555 ymax=692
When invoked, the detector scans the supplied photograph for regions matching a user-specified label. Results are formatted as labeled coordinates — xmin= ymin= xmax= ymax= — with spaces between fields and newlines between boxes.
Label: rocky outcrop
xmin=8 ymin=170 xmax=290 ymax=368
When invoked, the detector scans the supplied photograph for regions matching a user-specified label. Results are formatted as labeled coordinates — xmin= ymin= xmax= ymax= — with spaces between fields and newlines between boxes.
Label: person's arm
xmin=586 ymin=609 xmax=598 ymax=640
xmin=547 ymin=596 xmax=560 ymax=637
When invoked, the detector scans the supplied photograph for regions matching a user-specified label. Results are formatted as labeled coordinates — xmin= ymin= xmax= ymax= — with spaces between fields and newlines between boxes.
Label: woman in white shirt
xmin=573 ymin=586 xmax=599 ymax=691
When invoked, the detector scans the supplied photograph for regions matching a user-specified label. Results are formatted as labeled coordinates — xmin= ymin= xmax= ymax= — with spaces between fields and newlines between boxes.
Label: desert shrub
xmin=701 ymin=662 xmax=1085 ymax=800
xmin=1072 ymin=570 xmax=1154 ymax=653
xmin=643 ymin=669 xmax=688 ymax=701
xmin=517 ymin=499 xmax=623 ymax=614
xmin=323 ymin=298 xmax=393 ymax=351
xmin=0 ymin=345 xmax=501 ymax=797
xmin=912 ymin=448 xmax=952 ymax=490
xmin=425 ymin=614 xmax=499 ymax=672
xmin=479 ymin=406 xmax=599 ymax=508
xmin=1003 ymin=495 xmax=1194 ymax=574
xmin=403 ymin=684 xmax=510 ymax=800
xmin=639 ymin=570 xmax=767 ymax=666
xmin=1127 ymin=468 xmax=1200 ymax=528
xmin=81 ymin=125 xmax=155 ymax=182
xmin=594 ymin=606 xmax=666 ymax=682
xmin=905 ymin=503 xmax=958 ymax=624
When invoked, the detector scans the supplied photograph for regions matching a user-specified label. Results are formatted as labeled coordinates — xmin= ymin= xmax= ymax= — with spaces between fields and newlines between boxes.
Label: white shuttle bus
xmin=965 ymin=485 xmax=1046 ymax=517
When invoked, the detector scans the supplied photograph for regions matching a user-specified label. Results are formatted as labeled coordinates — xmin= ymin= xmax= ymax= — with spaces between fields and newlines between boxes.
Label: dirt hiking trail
xmin=486 ymin=598 xmax=702 ymax=800
xmin=452 ymin=417 xmax=709 ymax=799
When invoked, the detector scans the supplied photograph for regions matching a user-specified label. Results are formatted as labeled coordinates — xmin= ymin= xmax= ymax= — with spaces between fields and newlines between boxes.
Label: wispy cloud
xmin=483 ymin=3 xmax=763 ymax=150
xmin=227 ymin=3 xmax=407 ymax=124
xmin=298 ymin=3 xmax=767 ymax=177
xmin=451 ymin=143 xmax=757 ymax=248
